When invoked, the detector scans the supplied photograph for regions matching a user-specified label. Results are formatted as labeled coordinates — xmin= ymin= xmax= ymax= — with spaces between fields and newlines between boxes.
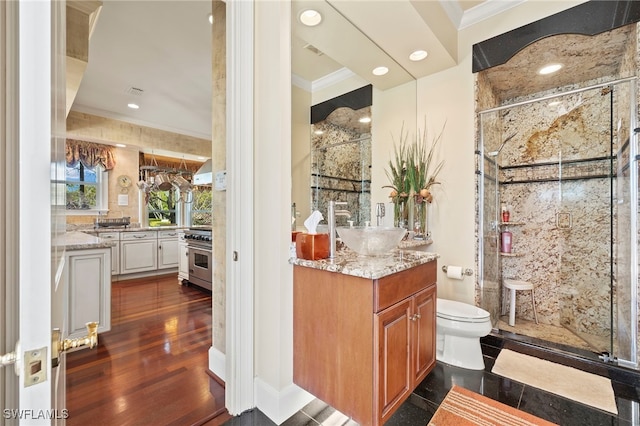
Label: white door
xmin=2 ymin=2 xmax=74 ymax=424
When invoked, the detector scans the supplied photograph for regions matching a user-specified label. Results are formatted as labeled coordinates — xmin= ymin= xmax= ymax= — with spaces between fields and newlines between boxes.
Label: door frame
xmin=1 ymin=0 xmax=20 ymax=419
xmin=225 ymin=0 xmax=255 ymax=415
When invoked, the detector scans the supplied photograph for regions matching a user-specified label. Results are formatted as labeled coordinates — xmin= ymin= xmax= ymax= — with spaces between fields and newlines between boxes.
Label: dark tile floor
xmin=223 ymin=336 xmax=640 ymax=425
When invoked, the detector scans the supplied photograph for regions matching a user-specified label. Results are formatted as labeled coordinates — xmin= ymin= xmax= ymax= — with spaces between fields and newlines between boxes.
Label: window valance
xmin=65 ymin=139 xmax=116 ymax=171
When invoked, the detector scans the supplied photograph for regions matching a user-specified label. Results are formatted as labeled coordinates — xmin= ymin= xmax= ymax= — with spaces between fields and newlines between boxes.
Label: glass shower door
xmin=557 ymin=84 xmax=619 ymax=354
xmin=478 ymin=111 xmax=502 ymax=328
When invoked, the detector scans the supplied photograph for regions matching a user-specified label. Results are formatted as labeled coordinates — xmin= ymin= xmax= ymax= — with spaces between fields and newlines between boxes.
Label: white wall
xmin=254 ymin=2 xmax=314 ymax=424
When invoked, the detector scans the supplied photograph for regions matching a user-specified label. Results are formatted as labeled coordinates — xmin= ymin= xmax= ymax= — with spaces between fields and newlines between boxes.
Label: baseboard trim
xmin=254 ymin=378 xmax=315 ymax=425
xmin=209 ymin=346 xmax=226 ymax=382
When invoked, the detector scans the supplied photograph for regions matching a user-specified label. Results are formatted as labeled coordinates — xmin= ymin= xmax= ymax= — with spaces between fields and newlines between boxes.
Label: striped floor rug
xmin=491 ymin=349 xmax=617 ymax=414
xmin=428 ymin=385 xmax=557 ymax=426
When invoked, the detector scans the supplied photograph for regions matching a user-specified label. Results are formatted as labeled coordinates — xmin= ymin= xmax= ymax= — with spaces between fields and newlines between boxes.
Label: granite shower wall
xmin=480 ymin=83 xmax=633 ymax=351
xmin=475 ymin=17 xmax=639 ymax=362
xmin=310 ymin=118 xmax=371 ymax=225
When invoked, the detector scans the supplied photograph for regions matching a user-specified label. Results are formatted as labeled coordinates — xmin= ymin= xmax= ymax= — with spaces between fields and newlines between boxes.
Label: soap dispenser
xmin=501 ymin=228 xmax=512 ymax=253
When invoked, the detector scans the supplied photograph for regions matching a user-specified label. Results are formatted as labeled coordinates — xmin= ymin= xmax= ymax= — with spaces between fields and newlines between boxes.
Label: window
xmin=66 ymin=162 xmax=107 ymax=212
xmin=190 ymin=187 xmax=212 ymax=225
xmin=148 ymin=189 xmax=177 ymax=225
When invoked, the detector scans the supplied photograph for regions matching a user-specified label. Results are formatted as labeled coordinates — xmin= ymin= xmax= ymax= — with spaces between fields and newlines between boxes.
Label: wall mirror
xmin=291 ymin=0 xmax=417 ymax=227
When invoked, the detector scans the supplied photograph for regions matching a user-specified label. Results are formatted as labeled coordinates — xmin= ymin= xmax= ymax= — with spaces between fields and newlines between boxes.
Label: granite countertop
xmin=290 ymin=248 xmax=438 ymax=280
xmin=55 ymin=231 xmax=117 ymax=251
xmin=68 ymin=225 xmax=186 ymax=233
xmin=398 ymin=238 xmax=433 ymax=249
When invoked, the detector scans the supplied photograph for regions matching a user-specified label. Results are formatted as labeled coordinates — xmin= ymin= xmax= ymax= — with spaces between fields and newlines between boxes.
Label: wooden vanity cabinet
xmin=293 ymin=260 xmax=437 ymax=426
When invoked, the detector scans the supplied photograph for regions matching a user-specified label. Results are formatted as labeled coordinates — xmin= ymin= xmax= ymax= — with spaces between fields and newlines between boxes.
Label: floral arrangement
xmin=383 ymin=124 xmax=410 ymax=202
xmin=383 ymin=120 xmax=444 ymax=235
xmin=407 ymin=121 xmax=445 ymax=204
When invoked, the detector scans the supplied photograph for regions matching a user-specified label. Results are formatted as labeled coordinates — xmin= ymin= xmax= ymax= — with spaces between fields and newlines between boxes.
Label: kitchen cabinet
xmin=177 ymin=231 xmax=189 ymax=283
xmin=293 ymin=259 xmax=437 ymax=426
xmin=66 ymin=247 xmax=111 ymax=339
xmin=120 ymin=231 xmax=158 ymax=274
xmin=98 ymin=232 xmax=120 ymax=275
xmin=157 ymin=230 xmax=179 ymax=269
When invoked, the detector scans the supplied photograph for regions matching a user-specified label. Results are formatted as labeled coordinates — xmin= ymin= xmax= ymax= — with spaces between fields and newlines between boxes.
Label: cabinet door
xmin=413 ymin=285 xmax=436 ymax=383
xmin=178 ymin=242 xmax=189 ymax=280
xmin=120 ymin=239 xmax=158 ymax=274
xmin=158 ymin=237 xmax=179 ymax=269
xmin=376 ymin=298 xmax=412 ymax=422
xmin=66 ymin=248 xmax=111 ymax=338
xmin=97 ymin=232 xmax=120 ymax=275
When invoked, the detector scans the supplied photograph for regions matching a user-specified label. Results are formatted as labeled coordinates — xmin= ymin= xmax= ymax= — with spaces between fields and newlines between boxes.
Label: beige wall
xmin=67 ymin=111 xmax=211 ymax=157
xmin=65 ymin=111 xmax=211 ymax=224
xmin=291 ymin=85 xmax=311 ymax=225
xmin=211 ymin=0 xmax=226 ymax=357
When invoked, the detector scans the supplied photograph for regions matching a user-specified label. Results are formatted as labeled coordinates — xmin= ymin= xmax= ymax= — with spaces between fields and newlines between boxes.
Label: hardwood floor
xmin=66 ymin=274 xmax=232 ymax=426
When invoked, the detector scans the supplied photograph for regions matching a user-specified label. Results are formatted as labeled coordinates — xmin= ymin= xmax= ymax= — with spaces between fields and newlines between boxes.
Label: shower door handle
xmin=556 ymin=211 xmax=572 ymax=230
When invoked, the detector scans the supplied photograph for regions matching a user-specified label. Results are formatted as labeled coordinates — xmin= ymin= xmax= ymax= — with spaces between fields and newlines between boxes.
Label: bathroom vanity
xmin=292 ymin=249 xmax=438 ymax=426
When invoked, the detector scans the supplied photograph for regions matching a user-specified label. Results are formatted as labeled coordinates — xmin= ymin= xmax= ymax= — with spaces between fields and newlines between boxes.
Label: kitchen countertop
xmin=290 ymin=248 xmax=438 ymax=280
xmin=68 ymin=225 xmax=186 ymax=233
xmin=55 ymin=231 xmax=118 ymax=251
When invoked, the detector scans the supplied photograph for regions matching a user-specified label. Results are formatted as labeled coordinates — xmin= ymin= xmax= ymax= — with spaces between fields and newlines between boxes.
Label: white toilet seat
xmin=437 ymin=298 xmax=490 ymax=323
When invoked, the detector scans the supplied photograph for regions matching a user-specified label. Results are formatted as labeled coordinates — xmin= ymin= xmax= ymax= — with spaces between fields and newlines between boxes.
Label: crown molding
xmin=291 ymin=73 xmax=312 ymax=92
xmin=459 ymin=0 xmax=526 ymax=29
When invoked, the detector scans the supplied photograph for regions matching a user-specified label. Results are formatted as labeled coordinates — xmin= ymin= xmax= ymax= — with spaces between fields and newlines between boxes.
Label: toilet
xmin=436 ymin=298 xmax=492 ymax=370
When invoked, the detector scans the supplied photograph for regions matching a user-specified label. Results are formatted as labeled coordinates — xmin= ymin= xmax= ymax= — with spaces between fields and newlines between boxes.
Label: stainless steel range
xmin=184 ymin=227 xmax=212 ymax=291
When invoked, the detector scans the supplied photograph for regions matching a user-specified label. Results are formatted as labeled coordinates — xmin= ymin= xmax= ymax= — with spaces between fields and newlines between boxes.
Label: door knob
xmin=0 ymin=341 xmax=20 ymax=375
xmin=51 ymin=322 xmax=99 ymax=368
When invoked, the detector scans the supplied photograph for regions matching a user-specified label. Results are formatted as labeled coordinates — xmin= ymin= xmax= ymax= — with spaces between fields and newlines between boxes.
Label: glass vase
xmin=393 ymin=198 xmax=408 ymax=229
xmin=413 ymin=199 xmax=428 ymax=239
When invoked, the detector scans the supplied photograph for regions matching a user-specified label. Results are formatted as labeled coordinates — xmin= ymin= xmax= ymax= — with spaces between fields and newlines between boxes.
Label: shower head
xmin=487 ymin=133 xmax=517 ymax=157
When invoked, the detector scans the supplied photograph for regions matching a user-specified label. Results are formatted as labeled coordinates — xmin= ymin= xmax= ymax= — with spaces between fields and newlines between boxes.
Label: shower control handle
xmin=555 ymin=211 xmax=572 ymax=230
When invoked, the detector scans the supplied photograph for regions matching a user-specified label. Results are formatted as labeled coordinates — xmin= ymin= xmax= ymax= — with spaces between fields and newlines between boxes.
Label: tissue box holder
xmin=296 ymin=233 xmax=329 ymax=260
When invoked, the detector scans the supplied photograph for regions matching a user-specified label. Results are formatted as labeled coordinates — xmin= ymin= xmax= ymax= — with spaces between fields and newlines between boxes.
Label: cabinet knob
xmin=410 ymin=314 xmax=421 ymax=322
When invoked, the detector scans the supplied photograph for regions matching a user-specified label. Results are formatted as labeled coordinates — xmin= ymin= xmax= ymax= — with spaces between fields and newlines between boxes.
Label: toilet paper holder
xmin=442 ymin=265 xmax=474 ymax=276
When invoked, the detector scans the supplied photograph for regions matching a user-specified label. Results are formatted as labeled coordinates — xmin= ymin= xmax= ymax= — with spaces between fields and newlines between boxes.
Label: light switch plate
xmin=215 ymin=170 xmax=227 ymax=191
xmin=118 ymin=194 xmax=129 ymax=206
xmin=24 ymin=347 xmax=47 ymax=387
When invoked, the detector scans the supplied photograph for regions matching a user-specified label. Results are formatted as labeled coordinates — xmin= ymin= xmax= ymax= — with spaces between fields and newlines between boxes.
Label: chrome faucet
xmin=328 ymin=201 xmax=351 ymax=259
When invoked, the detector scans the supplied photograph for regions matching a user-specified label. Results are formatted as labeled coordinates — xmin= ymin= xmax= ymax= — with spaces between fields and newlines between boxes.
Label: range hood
xmin=193 ymin=159 xmax=212 ymax=185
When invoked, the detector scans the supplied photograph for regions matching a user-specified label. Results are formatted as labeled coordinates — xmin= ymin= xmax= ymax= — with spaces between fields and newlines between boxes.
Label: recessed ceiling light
xmin=127 ymin=103 xmax=139 ymax=109
xmin=409 ymin=50 xmax=428 ymax=61
xmin=359 ymin=117 xmax=371 ymax=123
xmin=538 ymin=63 xmax=563 ymax=75
xmin=300 ymin=9 xmax=322 ymax=27
xmin=372 ymin=66 xmax=388 ymax=76
xmin=208 ymin=13 xmax=213 ymax=24
xmin=115 ymin=143 xmax=127 ymax=148
xmin=313 ymin=130 xmax=324 ymax=135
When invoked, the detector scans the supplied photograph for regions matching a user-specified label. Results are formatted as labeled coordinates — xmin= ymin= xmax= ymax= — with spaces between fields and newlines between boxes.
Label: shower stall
xmin=477 ymin=78 xmax=638 ymax=368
